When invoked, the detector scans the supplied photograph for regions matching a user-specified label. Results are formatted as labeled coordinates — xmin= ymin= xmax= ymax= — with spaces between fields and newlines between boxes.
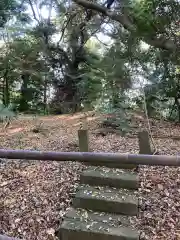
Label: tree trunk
xmin=43 ymin=76 xmax=48 ymax=115
xmin=1 ymin=79 xmax=5 ymax=104
xmin=169 ymin=99 xmax=176 ymax=118
xmin=2 ymin=69 xmax=10 ymax=106
xmin=177 ymin=102 xmax=180 ymax=123
xmin=19 ymin=74 xmax=29 ymax=112
xmin=175 ymin=97 xmax=180 ymax=122
xmin=54 ymin=68 xmax=82 ymax=113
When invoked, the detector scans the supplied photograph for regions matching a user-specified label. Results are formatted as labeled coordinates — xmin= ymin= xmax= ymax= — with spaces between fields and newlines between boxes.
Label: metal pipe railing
xmin=0 ymin=235 xmax=20 ymax=240
xmin=0 ymin=149 xmax=180 ymax=166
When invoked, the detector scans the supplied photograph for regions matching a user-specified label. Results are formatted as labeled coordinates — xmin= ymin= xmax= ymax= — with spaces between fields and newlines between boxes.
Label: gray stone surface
xmin=59 ymin=218 xmax=139 ymax=240
xmin=65 ymin=207 xmax=132 ymax=227
xmin=78 ymin=129 xmax=89 ymax=152
xmin=83 ymin=162 xmax=137 ymax=169
xmin=73 ymin=186 xmax=138 ymax=216
xmin=138 ymin=131 xmax=152 ymax=154
xmin=80 ymin=167 xmax=138 ymax=189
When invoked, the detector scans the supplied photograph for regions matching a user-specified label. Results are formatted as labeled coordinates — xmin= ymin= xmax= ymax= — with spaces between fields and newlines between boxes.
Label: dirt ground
xmin=1 ymin=112 xmax=180 ymax=240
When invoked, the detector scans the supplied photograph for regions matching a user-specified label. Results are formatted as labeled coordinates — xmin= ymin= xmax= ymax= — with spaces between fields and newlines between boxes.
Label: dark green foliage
xmin=0 ymin=0 xmax=179 ymax=123
xmin=0 ymin=0 xmax=18 ymax=27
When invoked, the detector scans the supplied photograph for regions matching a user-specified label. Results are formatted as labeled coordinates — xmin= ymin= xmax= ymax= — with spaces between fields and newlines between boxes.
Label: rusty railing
xmin=0 ymin=149 xmax=180 ymax=166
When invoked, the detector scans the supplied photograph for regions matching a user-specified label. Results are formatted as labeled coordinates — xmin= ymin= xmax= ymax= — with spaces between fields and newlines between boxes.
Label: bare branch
xmin=20 ymin=0 xmax=26 ymax=8
xmin=47 ymin=0 xmax=53 ymax=24
xmin=59 ymin=12 xmax=77 ymax=44
xmin=94 ymin=34 xmax=109 ymax=47
xmin=28 ymin=0 xmax=40 ymax=23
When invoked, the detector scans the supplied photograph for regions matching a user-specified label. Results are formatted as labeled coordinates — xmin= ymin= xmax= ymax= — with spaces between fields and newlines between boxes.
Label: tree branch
xmin=47 ymin=0 xmax=53 ymax=24
xmin=28 ymin=0 xmax=40 ymax=23
xmin=73 ymin=0 xmax=178 ymax=52
xmin=74 ymin=0 xmax=135 ymax=31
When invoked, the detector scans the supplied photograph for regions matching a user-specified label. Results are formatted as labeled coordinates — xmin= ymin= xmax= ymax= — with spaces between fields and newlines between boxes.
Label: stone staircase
xmin=58 ymin=164 xmax=139 ymax=240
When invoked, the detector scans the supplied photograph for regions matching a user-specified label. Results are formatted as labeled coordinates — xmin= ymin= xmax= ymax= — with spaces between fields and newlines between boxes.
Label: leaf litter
xmin=0 ymin=112 xmax=180 ymax=239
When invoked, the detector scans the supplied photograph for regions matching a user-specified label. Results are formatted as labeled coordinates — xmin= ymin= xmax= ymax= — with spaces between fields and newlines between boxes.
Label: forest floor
xmin=1 ymin=111 xmax=180 ymax=240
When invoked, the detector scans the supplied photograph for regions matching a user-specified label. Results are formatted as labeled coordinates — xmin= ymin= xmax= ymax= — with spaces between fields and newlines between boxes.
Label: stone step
xmin=65 ymin=207 xmax=133 ymax=226
xmin=84 ymin=161 xmax=137 ymax=169
xmin=59 ymin=216 xmax=139 ymax=240
xmin=80 ymin=167 xmax=138 ymax=190
xmin=73 ymin=186 xmax=138 ymax=216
